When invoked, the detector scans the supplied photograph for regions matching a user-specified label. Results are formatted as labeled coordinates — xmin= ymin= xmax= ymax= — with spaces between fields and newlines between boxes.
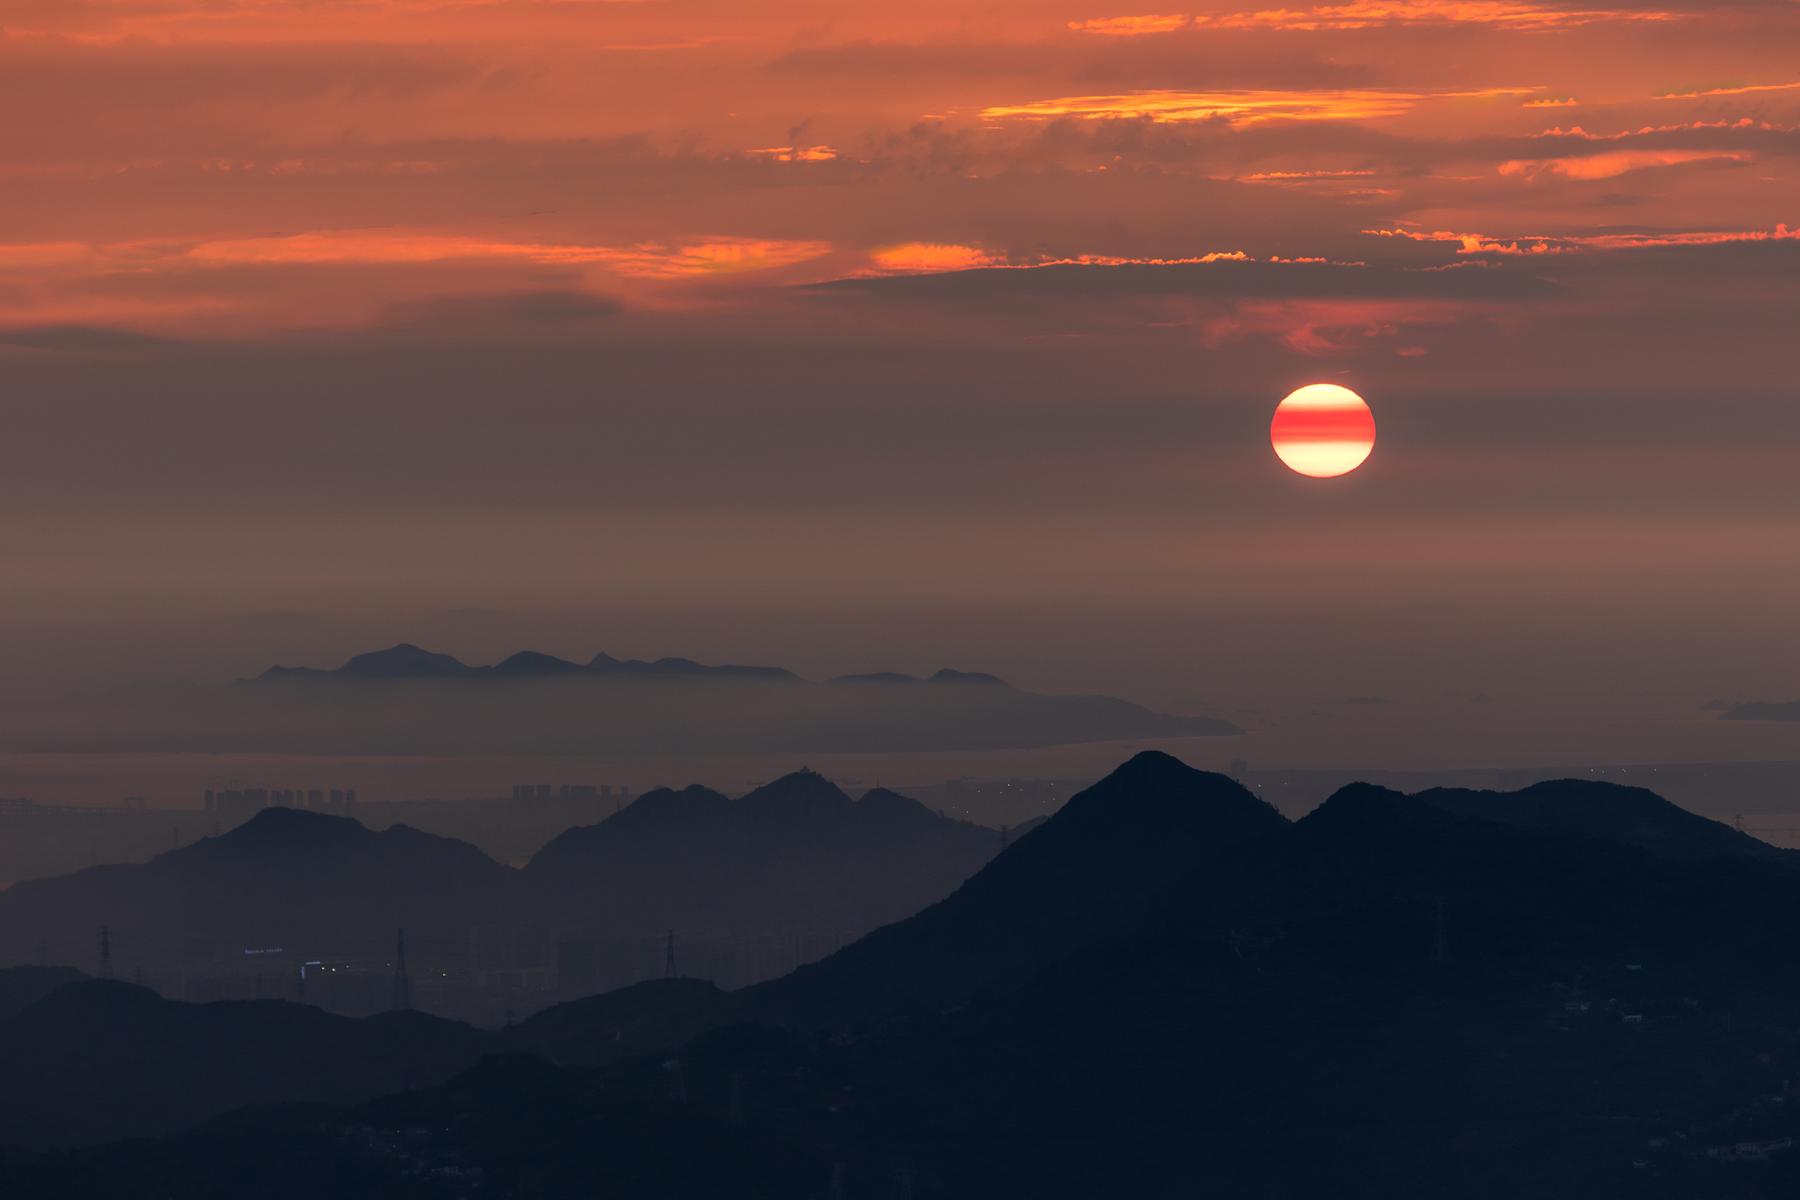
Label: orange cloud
xmin=1499 ymin=149 xmax=1746 ymax=179
xmin=0 ymin=242 xmax=97 ymax=268
xmin=1656 ymin=81 xmax=1800 ymax=100
xmin=1191 ymin=0 xmax=1680 ymax=29
xmin=1067 ymin=14 xmax=1193 ymax=34
xmin=0 ymin=232 xmax=836 ymax=287
xmin=1524 ymin=97 xmax=1579 ymax=108
xmin=981 ymin=87 xmax=1531 ymax=126
xmin=1239 ymin=169 xmax=1380 ymax=183
xmin=746 ymin=145 xmax=840 ymax=163
xmin=1365 ymin=224 xmax=1798 ymax=254
xmin=184 ymin=232 xmax=834 ymax=279
xmin=870 ymin=244 xmax=1003 ymax=272
xmin=856 ymin=247 xmax=1372 ymax=278
xmin=1534 ymin=117 xmax=1781 ymax=140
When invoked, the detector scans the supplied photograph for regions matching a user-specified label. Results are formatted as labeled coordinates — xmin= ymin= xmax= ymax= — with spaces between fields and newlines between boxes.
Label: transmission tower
xmin=98 ymin=925 xmax=113 ymax=979
xmin=892 ymin=1156 xmax=914 ymax=1200
xmin=390 ymin=927 xmax=412 ymax=1011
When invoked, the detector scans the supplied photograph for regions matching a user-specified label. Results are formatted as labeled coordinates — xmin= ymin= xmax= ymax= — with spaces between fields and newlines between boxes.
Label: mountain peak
xmin=1416 ymin=778 xmax=1790 ymax=863
xmin=928 ymin=668 xmax=1007 ymax=686
xmin=339 ymin=643 xmax=472 ymax=678
xmin=741 ymin=769 xmax=853 ymax=815
xmin=1297 ymin=782 xmax=1461 ymax=844
xmin=186 ymin=805 xmax=368 ymax=857
xmin=1044 ymin=755 xmax=1296 ymax=849
xmin=492 ymin=650 xmax=583 ymax=676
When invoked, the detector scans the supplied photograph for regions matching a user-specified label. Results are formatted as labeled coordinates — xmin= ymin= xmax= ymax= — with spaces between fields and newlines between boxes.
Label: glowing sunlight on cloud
xmin=869 ymin=244 xmax=1003 ymax=272
xmin=183 ymin=232 xmax=834 ymax=278
xmin=1067 ymin=14 xmax=1193 ymax=34
xmin=981 ymin=87 xmax=1532 ymax=126
xmin=1196 ymin=0 xmax=1680 ymax=28
xmin=1655 ymin=80 xmax=1800 ymax=100
xmin=1365 ymin=224 xmax=1798 ymax=255
xmin=1498 ymin=149 xmax=1747 ymax=180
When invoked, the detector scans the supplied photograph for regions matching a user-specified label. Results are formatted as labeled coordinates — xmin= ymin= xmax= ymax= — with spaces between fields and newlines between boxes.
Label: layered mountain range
xmin=9 ymin=754 xmax=1800 ymax=1196
xmin=0 ymin=771 xmax=1001 ymax=968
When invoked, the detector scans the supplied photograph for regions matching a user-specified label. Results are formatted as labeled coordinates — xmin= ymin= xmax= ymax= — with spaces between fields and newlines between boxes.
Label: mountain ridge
xmin=254 ymin=643 xmax=1023 ymax=686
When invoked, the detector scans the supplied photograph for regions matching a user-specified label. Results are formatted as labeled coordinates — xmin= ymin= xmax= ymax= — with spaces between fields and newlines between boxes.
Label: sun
xmin=1270 ymin=384 xmax=1376 ymax=478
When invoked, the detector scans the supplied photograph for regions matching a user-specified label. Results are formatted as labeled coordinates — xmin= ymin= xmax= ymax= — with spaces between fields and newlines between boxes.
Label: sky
xmin=1 ymin=0 xmax=1798 ymax=769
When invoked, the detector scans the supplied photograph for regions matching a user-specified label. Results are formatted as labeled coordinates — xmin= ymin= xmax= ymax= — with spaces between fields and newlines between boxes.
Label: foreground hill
xmin=0 ymin=966 xmax=86 ymax=1021
xmin=11 ymin=754 xmax=1800 ymax=1197
xmin=1414 ymin=777 xmax=1796 ymax=865
xmin=0 ymin=981 xmax=493 ymax=1147
xmin=739 ymin=751 xmax=1287 ymax=1026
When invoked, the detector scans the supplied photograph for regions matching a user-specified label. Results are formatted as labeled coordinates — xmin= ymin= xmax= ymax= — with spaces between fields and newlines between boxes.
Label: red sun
xmin=1270 ymin=384 xmax=1376 ymax=478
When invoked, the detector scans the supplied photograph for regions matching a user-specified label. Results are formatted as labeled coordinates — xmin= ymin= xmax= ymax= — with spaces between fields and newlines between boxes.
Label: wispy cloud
xmin=1199 ymin=0 xmax=1683 ymax=29
xmin=981 ymin=87 xmax=1533 ymax=126
xmin=868 ymin=243 xmax=1003 ymax=272
xmin=1365 ymin=223 xmax=1799 ymax=254
xmin=184 ymin=232 xmax=835 ymax=278
xmin=1656 ymin=80 xmax=1800 ymax=100
xmin=1499 ymin=148 xmax=1746 ymax=178
xmin=745 ymin=145 xmax=840 ymax=163
xmin=1063 ymin=0 xmax=1687 ymax=33
xmin=1067 ymin=14 xmax=1193 ymax=35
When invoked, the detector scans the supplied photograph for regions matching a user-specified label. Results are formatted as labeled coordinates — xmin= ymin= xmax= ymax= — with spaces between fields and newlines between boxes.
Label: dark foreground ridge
xmin=7 ymin=752 xmax=1800 ymax=1198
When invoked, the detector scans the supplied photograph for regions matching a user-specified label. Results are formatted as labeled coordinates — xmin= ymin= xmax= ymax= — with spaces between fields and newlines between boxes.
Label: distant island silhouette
xmin=0 ymin=643 xmax=1239 ymax=756
xmin=258 ymin=643 xmax=801 ymax=683
xmin=1719 ymin=698 xmax=1800 ymax=721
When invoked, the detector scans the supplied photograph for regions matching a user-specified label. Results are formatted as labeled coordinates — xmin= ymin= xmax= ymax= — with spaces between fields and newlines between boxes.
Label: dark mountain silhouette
xmin=14 ymin=754 xmax=1800 ymax=1197
xmin=0 ymin=966 xmax=86 ymax=1021
xmin=1415 ymin=777 xmax=1795 ymax=865
xmin=491 ymin=650 xmax=585 ymax=676
xmin=21 ymin=755 xmax=1800 ymax=1196
xmin=0 ymin=776 xmax=1012 ymax=1000
xmin=586 ymin=652 xmax=798 ymax=682
xmin=1720 ymin=698 xmax=1800 ymax=721
xmin=0 ymin=980 xmax=493 ymax=1147
xmin=4 ymin=1048 xmax=821 ymax=1200
xmin=739 ymin=751 xmax=1287 ymax=1026
xmin=262 ymin=642 xmax=475 ymax=680
xmin=525 ymin=770 xmax=1000 ymax=935
xmin=0 ymin=807 xmax=516 ymax=960
xmin=926 ymin=668 xmax=1006 ymax=685
xmin=505 ymin=977 xmax=733 ymax=1069
xmin=258 ymin=644 xmax=799 ymax=683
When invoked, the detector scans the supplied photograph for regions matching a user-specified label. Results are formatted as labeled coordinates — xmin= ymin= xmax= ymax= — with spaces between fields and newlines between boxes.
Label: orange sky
xmin=0 ymin=0 xmax=1797 ymax=761
xmin=1 ymin=0 xmax=1795 ymax=332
